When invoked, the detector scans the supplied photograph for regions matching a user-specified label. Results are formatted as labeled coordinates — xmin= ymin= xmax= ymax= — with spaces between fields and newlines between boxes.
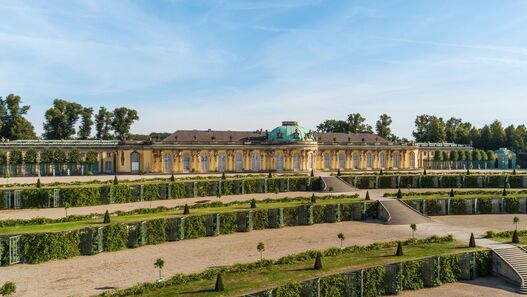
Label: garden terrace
xmin=0 ymin=196 xmax=374 ymax=266
xmin=340 ymin=174 xmax=527 ymax=189
xmin=0 ymin=175 xmax=321 ymax=209
xmin=96 ymin=235 xmax=489 ymax=297
xmin=486 ymin=229 xmax=527 ymax=244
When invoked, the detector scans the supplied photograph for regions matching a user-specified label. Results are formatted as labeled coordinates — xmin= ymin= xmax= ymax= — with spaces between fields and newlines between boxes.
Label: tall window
xmin=323 ymin=153 xmax=330 ymax=170
xmin=235 ymin=153 xmax=243 ymax=172
xmin=338 ymin=152 xmax=345 ymax=169
xmin=307 ymin=153 xmax=313 ymax=171
xmin=353 ymin=153 xmax=360 ymax=169
xmin=410 ymin=152 xmax=415 ymax=169
xmin=366 ymin=153 xmax=373 ymax=169
xmin=379 ymin=152 xmax=386 ymax=169
xmin=163 ymin=154 xmax=172 ymax=173
xmin=392 ymin=153 xmax=400 ymax=168
xmin=182 ymin=153 xmax=190 ymax=172
xmin=131 ymin=152 xmax=140 ymax=174
xmin=252 ymin=153 xmax=260 ymax=172
xmin=293 ymin=153 xmax=301 ymax=171
xmin=276 ymin=154 xmax=284 ymax=171
xmin=201 ymin=154 xmax=209 ymax=172
xmin=218 ymin=153 xmax=226 ymax=172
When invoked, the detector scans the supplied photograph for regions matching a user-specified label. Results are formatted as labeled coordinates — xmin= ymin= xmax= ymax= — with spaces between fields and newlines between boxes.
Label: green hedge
xmin=274 ymin=283 xmax=302 ymax=297
xmin=252 ymin=209 xmax=269 ymax=230
xmin=450 ymin=199 xmax=466 ymax=215
xmin=103 ymin=223 xmax=128 ymax=252
xmin=320 ymin=274 xmax=347 ymax=296
xmin=283 ymin=207 xmax=299 ymax=226
xmin=220 ymin=213 xmax=238 ymax=234
xmin=440 ymin=254 xmax=461 ymax=284
xmin=146 ymin=219 xmax=168 ymax=244
xmin=21 ymin=230 xmax=80 ymax=264
xmin=478 ymin=198 xmax=492 ymax=214
xmin=402 ymin=260 xmax=424 ymax=290
xmin=183 ymin=216 xmax=206 ymax=239
xmin=363 ymin=266 xmax=385 ymax=297
xmin=62 ymin=187 xmax=100 ymax=207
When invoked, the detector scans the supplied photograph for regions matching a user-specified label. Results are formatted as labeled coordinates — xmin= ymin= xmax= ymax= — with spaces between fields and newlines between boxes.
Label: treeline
xmin=0 ymin=94 xmax=139 ymax=141
xmin=317 ymin=113 xmax=526 ymax=152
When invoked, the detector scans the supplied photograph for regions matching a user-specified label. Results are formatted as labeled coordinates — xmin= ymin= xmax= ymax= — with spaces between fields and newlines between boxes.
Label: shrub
xmin=440 ymin=254 xmax=460 ymax=283
xmin=214 ymin=273 xmax=224 ymax=292
xmin=478 ymin=198 xmax=492 ymax=214
xmin=395 ymin=241 xmax=403 ymax=256
xmin=274 ymin=283 xmax=302 ymax=297
xmin=313 ymin=252 xmax=323 ymax=270
xmin=21 ymin=230 xmax=81 ymax=264
xmin=103 ymin=223 xmax=128 ymax=252
xmin=475 ymin=250 xmax=492 ymax=276
xmin=183 ymin=215 xmax=206 ymax=239
xmin=146 ymin=218 xmax=168 ymax=244
xmin=252 ymin=209 xmax=268 ymax=230
xmin=220 ymin=213 xmax=238 ymax=234
xmin=113 ymin=176 xmax=118 ymax=185
xmin=0 ymin=282 xmax=16 ymax=296
xmin=450 ymin=198 xmax=466 ymax=215
xmin=320 ymin=274 xmax=346 ymax=296
xmin=396 ymin=189 xmax=402 ymax=199
xmin=365 ymin=191 xmax=370 ymax=200
xmin=513 ymin=229 xmax=520 ymax=244
xmin=250 ymin=199 xmax=257 ymax=209
xmin=469 ymin=233 xmax=476 ymax=248
xmin=504 ymin=197 xmax=520 ymax=214
xmin=183 ymin=204 xmax=190 ymax=215
xmin=363 ymin=266 xmax=385 ymax=297
xmin=402 ymin=260 xmax=423 ymax=290
xmin=103 ymin=210 xmax=111 ymax=224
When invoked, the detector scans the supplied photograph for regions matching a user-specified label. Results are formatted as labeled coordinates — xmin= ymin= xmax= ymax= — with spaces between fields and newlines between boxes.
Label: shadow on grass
xmin=179 ymin=288 xmax=215 ymax=294
xmin=95 ymin=286 xmax=118 ymax=290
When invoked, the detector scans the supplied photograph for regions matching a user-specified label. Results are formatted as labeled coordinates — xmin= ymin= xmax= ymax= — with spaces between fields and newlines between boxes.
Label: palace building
xmin=0 ymin=121 xmax=475 ymax=176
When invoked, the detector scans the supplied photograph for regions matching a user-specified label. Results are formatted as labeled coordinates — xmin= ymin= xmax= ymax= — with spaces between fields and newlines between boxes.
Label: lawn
xmin=0 ymin=196 xmax=362 ymax=235
xmin=398 ymin=193 xmax=526 ymax=200
xmin=134 ymin=240 xmax=476 ymax=297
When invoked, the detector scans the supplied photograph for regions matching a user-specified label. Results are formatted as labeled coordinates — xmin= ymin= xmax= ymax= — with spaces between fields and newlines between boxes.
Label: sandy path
xmin=1 ymin=214 xmax=526 ymax=297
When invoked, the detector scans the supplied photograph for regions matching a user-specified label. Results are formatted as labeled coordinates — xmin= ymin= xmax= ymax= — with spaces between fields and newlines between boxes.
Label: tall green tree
xmin=488 ymin=120 xmax=506 ymax=150
xmin=0 ymin=94 xmax=36 ymax=140
xmin=316 ymin=119 xmax=349 ymax=133
xmin=95 ymin=107 xmax=114 ymax=140
xmin=412 ymin=115 xmax=446 ymax=143
xmin=347 ymin=113 xmax=372 ymax=133
xmin=375 ymin=114 xmax=392 ymax=139
xmin=78 ymin=107 xmax=94 ymax=140
xmin=445 ymin=117 xmax=462 ymax=143
xmin=111 ymin=107 xmax=139 ymax=141
xmin=43 ymin=99 xmax=83 ymax=139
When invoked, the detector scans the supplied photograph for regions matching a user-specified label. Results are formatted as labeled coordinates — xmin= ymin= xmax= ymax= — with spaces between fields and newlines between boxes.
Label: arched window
xmin=252 ymin=153 xmax=260 ymax=172
xmin=353 ymin=153 xmax=360 ymax=169
xmin=131 ymin=152 xmax=140 ymax=174
xmin=392 ymin=153 xmax=400 ymax=169
xmin=235 ymin=153 xmax=243 ymax=172
xmin=276 ymin=154 xmax=284 ymax=171
xmin=366 ymin=153 xmax=373 ymax=169
xmin=218 ymin=153 xmax=226 ymax=172
xmin=379 ymin=152 xmax=386 ymax=169
xmin=410 ymin=152 xmax=415 ymax=169
xmin=323 ymin=153 xmax=330 ymax=170
xmin=338 ymin=152 xmax=345 ymax=169
xmin=182 ymin=153 xmax=190 ymax=172
xmin=293 ymin=153 xmax=301 ymax=171
xmin=201 ymin=153 xmax=209 ymax=172
xmin=163 ymin=153 xmax=172 ymax=173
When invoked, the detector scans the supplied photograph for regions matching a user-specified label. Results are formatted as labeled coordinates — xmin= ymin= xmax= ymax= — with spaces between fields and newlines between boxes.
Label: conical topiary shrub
xmin=513 ymin=229 xmax=520 ymax=244
xmin=215 ymin=273 xmax=224 ymax=292
xmin=314 ymin=252 xmax=323 ymax=270
xmin=103 ymin=210 xmax=111 ymax=224
xmin=395 ymin=242 xmax=403 ymax=256
xmin=268 ymin=172 xmax=272 ymax=178
xmin=450 ymin=189 xmax=455 ymax=198
xmin=183 ymin=204 xmax=190 ymax=215
xmin=36 ymin=178 xmax=41 ymax=188
xmin=423 ymin=169 xmax=427 ymax=175
xmin=113 ymin=176 xmax=119 ymax=185
xmin=365 ymin=191 xmax=370 ymax=200
xmin=396 ymin=189 xmax=402 ymax=199
xmin=250 ymin=199 xmax=257 ymax=209
xmin=311 ymin=193 xmax=317 ymax=204
xmin=310 ymin=169 xmax=314 ymax=177
xmin=469 ymin=232 xmax=476 ymax=247
xmin=221 ymin=172 xmax=226 ymax=180
xmin=170 ymin=174 xmax=175 ymax=182
xmin=380 ymin=169 xmax=383 ymax=175
xmin=337 ymin=169 xmax=341 ymax=176
xmin=503 ymin=187 xmax=508 ymax=197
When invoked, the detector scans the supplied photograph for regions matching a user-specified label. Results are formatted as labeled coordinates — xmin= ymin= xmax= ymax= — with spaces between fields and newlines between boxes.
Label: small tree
xmin=36 ymin=178 xmax=41 ymax=188
xmin=183 ymin=204 xmax=190 ymax=215
xmin=314 ymin=252 xmax=323 ymax=270
xmin=338 ymin=232 xmax=345 ymax=248
xmin=512 ymin=229 xmax=520 ymax=244
xmin=0 ymin=282 xmax=16 ymax=296
xmin=250 ymin=199 xmax=257 ymax=209
xmin=310 ymin=169 xmax=314 ymax=177
xmin=513 ymin=168 xmax=517 ymax=175
xmin=221 ymin=172 xmax=226 ymax=180
xmin=103 ymin=210 xmax=111 ymax=224
xmin=154 ymin=258 xmax=165 ymax=280
xmin=395 ymin=241 xmax=403 ymax=256
xmin=503 ymin=187 xmax=508 ymax=197
xmin=113 ymin=176 xmax=118 ymax=185
xmin=311 ymin=193 xmax=317 ymax=204
xmin=257 ymin=242 xmax=265 ymax=260
xmin=396 ymin=189 xmax=402 ymax=199
xmin=365 ymin=191 xmax=370 ymax=200
xmin=170 ymin=174 xmax=175 ymax=182
xmin=64 ymin=202 xmax=70 ymax=217
xmin=514 ymin=216 xmax=520 ymax=231
xmin=466 ymin=168 xmax=470 ymax=175
xmin=449 ymin=189 xmax=455 ymax=198
xmin=215 ymin=273 xmax=224 ymax=292
xmin=268 ymin=172 xmax=272 ymax=178
xmin=469 ymin=233 xmax=476 ymax=248
xmin=410 ymin=224 xmax=417 ymax=238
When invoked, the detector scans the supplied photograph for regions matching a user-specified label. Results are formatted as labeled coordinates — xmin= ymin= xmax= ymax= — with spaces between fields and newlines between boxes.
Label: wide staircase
xmin=494 ymin=247 xmax=527 ymax=294
xmin=380 ymin=200 xmax=431 ymax=225
xmin=321 ymin=176 xmax=356 ymax=193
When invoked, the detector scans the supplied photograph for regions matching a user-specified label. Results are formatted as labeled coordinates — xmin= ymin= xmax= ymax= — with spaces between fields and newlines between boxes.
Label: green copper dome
xmin=268 ymin=121 xmax=315 ymax=143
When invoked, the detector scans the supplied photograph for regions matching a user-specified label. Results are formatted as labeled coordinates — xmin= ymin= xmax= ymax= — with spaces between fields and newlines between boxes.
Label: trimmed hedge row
xmin=404 ymin=197 xmax=526 ymax=216
xmin=1 ymin=176 xmax=322 ymax=209
xmin=342 ymin=174 xmax=527 ymax=189
xmin=0 ymin=201 xmax=378 ymax=266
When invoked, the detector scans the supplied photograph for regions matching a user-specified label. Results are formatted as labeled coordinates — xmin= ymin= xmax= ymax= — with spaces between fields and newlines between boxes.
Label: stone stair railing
xmin=493 ymin=247 xmax=527 ymax=294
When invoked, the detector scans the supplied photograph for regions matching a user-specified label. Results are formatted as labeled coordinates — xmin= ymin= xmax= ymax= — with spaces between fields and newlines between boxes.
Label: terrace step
xmin=380 ymin=200 xmax=431 ymax=225
xmin=321 ymin=176 xmax=356 ymax=193
xmin=493 ymin=247 xmax=527 ymax=294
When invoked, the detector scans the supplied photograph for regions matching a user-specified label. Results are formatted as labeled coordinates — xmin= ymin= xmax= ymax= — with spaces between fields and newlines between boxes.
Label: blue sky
xmin=1 ymin=0 xmax=527 ymax=138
